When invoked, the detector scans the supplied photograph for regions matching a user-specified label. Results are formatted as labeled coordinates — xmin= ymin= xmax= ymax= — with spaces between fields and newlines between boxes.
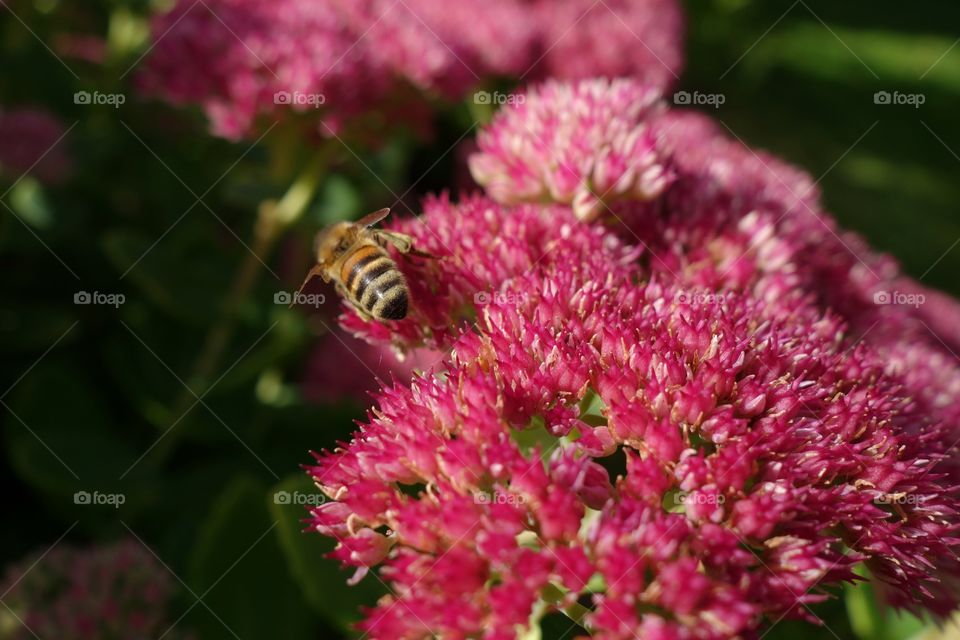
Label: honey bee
xmin=296 ymin=208 xmax=426 ymax=321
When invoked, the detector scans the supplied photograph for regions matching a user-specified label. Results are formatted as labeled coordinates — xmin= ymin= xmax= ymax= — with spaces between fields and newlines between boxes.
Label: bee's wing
xmin=356 ymin=207 xmax=391 ymax=227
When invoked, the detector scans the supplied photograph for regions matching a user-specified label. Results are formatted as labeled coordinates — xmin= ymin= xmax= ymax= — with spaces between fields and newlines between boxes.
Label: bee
xmin=296 ymin=208 xmax=426 ymax=321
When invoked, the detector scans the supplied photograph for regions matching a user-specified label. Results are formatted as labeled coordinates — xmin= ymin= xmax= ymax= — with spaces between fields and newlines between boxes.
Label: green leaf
xmin=845 ymin=569 xmax=929 ymax=640
xmin=268 ymin=474 xmax=386 ymax=634
xmin=3 ymin=360 xmax=138 ymax=497
xmin=188 ymin=476 xmax=315 ymax=639
xmin=8 ymin=177 xmax=54 ymax=230
xmin=0 ymin=306 xmax=76 ymax=354
xmin=540 ymin=611 xmax=589 ymax=640
xmin=312 ymin=174 xmax=363 ymax=226
xmin=101 ymin=228 xmax=228 ymax=323
xmin=512 ymin=418 xmax=560 ymax=462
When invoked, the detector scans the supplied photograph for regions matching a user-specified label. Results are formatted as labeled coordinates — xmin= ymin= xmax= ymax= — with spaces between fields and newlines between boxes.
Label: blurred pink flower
xmin=51 ymin=33 xmax=107 ymax=64
xmin=137 ymin=0 xmax=397 ymax=140
xmin=0 ymin=539 xmax=186 ymax=640
xmin=310 ymin=196 xmax=960 ymax=638
xmin=137 ymin=0 xmax=536 ymax=140
xmin=469 ymin=78 xmax=675 ymax=221
xmin=334 ymin=0 xmax=538 ymax=99
xmin=530 ymin=0 xmax=685 ymax=90
xmin=302 ymin=326 xmax=441 ymax=406
xmin=137 ymin=0 xmax=685 ymax=141
xmin=0 ymin=108 xmax=71 ymax=184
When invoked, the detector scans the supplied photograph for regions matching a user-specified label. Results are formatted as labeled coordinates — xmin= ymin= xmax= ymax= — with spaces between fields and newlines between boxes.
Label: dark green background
xmin=0 ymin=1 xmax=955 ymax=638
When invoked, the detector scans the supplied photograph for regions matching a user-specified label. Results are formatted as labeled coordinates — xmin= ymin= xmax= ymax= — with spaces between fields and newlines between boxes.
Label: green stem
xmin=141 ymin=153 xmax=328 ymax=473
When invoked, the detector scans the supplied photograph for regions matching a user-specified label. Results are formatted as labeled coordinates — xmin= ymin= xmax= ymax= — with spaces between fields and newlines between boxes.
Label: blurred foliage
xmin=0 ymin=0 xmax=957 ymax=638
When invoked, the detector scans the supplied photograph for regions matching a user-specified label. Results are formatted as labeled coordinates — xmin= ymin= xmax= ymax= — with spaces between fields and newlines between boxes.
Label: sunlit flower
xmin=467 ymin=80 xmax=960 ymax=457
xmin=309 ymin=196 xmax=960 ymax=638
xmin=469 ymin=78 xmax=675 ymax=221
xmin=620 ymin=109 xmax=960 ymax=449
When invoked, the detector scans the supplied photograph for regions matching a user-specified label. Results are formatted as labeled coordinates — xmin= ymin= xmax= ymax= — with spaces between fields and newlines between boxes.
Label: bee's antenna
xmin=292 ymin=265 xmax=325 ymax=308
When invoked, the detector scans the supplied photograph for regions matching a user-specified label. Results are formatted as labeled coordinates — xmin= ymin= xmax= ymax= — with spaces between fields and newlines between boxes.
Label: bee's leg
xmin=376 ymin=230 xmax=436 ymax=258
xmin=292 ymin=264 xmax=327 ymax=308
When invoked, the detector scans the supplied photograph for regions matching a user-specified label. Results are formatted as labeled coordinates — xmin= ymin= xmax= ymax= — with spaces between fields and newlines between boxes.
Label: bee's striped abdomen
xmin=339 ymin=242 xmax=409 ymax=320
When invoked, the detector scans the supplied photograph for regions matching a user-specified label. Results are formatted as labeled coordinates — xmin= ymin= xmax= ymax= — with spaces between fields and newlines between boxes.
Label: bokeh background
xmin=1 ymin=0 xmax=958 ymax=638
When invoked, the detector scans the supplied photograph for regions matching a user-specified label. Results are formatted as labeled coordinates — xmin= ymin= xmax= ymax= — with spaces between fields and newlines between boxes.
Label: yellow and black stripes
xmin=338 ymin=242 xmax=409 ymax=320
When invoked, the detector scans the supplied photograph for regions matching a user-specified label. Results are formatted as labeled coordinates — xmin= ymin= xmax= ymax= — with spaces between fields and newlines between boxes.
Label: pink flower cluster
xmin=137 ymin=0 xmax=684 ymax=140
xmin=470 ymin=78 xmax=960 ymax=446
xmin=0 ymin=539 xmax=186 ymax=639
xmin=530 ymin=0 xmax=685 ymax=90
xmin=137 ymin=0 xmax=395 ymax=140
xmin=311 ymin=188 xmax=960 ymax=637
xmin=0 ymin=107 xmax=71 ymax=184
xmin=622 ymin=108 xmax=960 ymax=442
xmin=469 ymin=78 xmax=675 ymax=221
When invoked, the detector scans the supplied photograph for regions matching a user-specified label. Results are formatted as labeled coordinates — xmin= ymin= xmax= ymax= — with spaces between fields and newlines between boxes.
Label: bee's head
xmin=313 ymin=222 xmax=354 ymax=266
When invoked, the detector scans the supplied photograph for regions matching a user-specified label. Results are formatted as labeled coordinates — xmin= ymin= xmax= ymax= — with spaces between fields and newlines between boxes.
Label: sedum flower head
xmin=0 ymin=539 xmax=184 ymax=639
xmin=621 ymin=108 xmax=960 ymax=446
xmin=469 ymin=78 xmax=675 ymax=221
xmin=467 ymin=79 xmax=960 ymax=454
xmin=309 ymin=195 xmax=960 ymax=638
